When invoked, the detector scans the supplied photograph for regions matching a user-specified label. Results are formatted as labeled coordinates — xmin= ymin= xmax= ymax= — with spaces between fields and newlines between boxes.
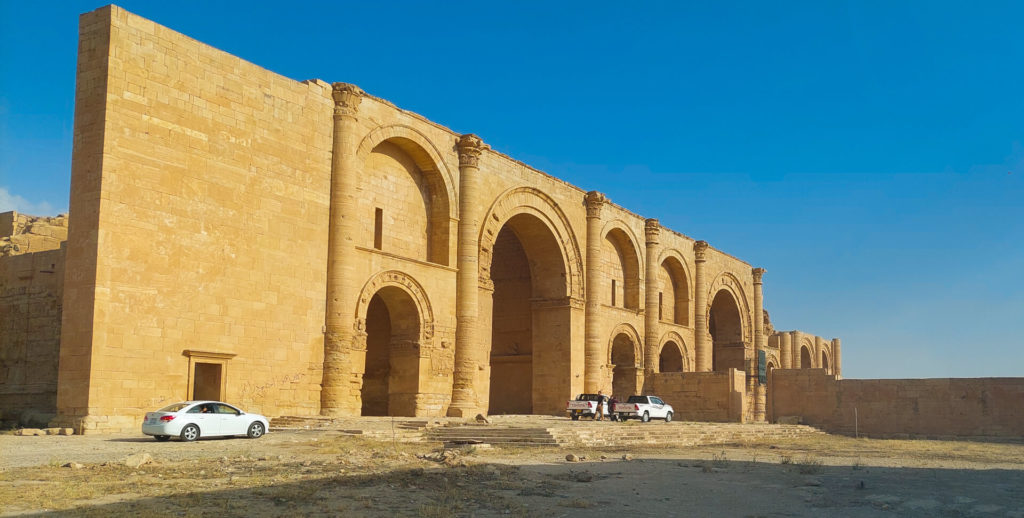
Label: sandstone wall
xmin=649 ymin=369 xmax=746 ymax=422
xmin=770 ymin=369 xmax=1024 ymax=438
xmin=0 ymin=246 xmax=66 ymax=425
xmin=57 ymin=6 xmax=334 ymax=432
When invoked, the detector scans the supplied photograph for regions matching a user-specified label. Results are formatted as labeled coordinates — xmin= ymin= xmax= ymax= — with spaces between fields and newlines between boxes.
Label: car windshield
xmin=157 ymin=403 xmax=189 ymax=412
xmin=626 ymin=396 xmax=647 ymax=403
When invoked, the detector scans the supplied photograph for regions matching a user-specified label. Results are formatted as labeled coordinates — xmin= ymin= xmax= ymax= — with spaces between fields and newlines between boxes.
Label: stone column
xmin=779 ymin=332 xmax=792 ymax=369
xmin=832 ymin=338 xmax=842 ymax=378
xmin=693 ymin=240 xmax=710 ymax=372
xmin=752 ymin=267 xmax=766 ymax=422
xmin=643 ymin=219 xmax=660 ymax=375
xmin=815 ymin=336 xmax=826 ymax=370
xmin=584 ymin=191 xmax=607 ymax=392
xmin=448 ymin=134 xmax=489 ymax=417
xmin=790 ymin=330 xmax=801 ymax=368
xmin=322 ymin=83 xmax=365 ymax=416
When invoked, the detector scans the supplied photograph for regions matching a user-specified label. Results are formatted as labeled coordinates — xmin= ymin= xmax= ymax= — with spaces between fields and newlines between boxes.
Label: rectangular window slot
xmin=611 ymin=279 xmax=617 ymax=306
xmin=659 ymin=292 xmax=663 ymax=320
xmin=373 ymin=208 xmax=383 ymax=250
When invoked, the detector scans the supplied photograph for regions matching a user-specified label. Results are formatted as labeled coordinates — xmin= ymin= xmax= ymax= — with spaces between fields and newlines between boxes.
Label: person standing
xmin=595 ymin=390 xmax=606 ymax=421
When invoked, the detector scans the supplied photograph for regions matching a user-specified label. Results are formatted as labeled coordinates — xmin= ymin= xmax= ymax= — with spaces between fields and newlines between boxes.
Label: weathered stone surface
xmin=124 ymin=453 xmax=153 ymax=468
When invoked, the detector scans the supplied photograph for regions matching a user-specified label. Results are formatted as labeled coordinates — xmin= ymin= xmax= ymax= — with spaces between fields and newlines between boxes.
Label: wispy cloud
xmin=0 ymin=186 xmax=64 ymax=216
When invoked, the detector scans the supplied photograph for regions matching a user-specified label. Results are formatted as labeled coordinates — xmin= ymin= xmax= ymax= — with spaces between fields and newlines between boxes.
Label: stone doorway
xmin=361 ymin=286 xmax=421 ymax=417
xmin=487 ymin=213 xmax=572 ymax=415
xmin=192 ymin=363 xmax=222 ymax=401
xmin=800 ymin=346 xmax=813 ymax=369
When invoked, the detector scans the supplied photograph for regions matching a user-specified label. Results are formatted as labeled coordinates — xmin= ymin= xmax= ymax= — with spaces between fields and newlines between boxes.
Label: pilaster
xmin=643 ymin=218 xmax=660 ymax=375
xmin=584 ymin=190 xmax=607 ymax=392
xmin=322 ymin=82 xmax=365 ymax=416
xmin=448 ymin=133 xmax=489 ymax=417
xmin=693 ymin=240 xmax=710 ymax=372
xmin=752 ymin=267 xmax=766 ymax=422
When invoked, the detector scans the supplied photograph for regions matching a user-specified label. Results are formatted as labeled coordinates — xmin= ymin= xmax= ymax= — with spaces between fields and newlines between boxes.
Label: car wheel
xmin=154 ymin=435 xmax=170 ymax=442
xmin=571 ymin=414 xmax=579 ymax=421
xmin=665 ymin=412 xmax=673 ymax=423
xmin=180 ymin=424 xmax=200 ymax=442
xmin=641 ymin=411 xmax=650 ymax=423
xmin=247 ymin=422 xmax=265 ymax=439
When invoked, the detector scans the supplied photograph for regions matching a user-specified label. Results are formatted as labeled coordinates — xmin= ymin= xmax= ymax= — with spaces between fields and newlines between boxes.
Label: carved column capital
xmin=457 ymin=133 xmax=489 ymax=168
xmin=331 ymin=82 xmax=364 ymax=119
xmin=694 ymin=240 xmax=709 ymax=261
xmin=644 ymin=218 xmax=660 ymax=244
xmin=752 ymin=267 xmax=766 ymax=284
xmin=585 ymin=191 xmax=607 ymax=219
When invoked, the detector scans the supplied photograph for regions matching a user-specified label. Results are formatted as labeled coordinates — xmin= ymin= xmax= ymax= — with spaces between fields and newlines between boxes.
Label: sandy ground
xmin=2 ymin=428 xmax=1024 ymax=517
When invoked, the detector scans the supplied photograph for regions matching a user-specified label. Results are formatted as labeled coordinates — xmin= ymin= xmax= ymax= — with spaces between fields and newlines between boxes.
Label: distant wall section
xmin=770 ymin=369 xmax=1024 ymax=438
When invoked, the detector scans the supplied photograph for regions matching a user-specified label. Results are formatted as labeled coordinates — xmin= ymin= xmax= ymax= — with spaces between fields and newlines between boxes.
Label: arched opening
xmin=362 ymin=286 xmax=421 ymax=416
xmin=488 ymin=213 xmax=570 ymax=415
xmin=658 ymin=257 xmax=690 ymax=326
xmin=709 ymin=290 xmax=744 ymax=372
xmin=659 ymin=341 xmax=684 ymax=372
xmin=800 ymin=346 xmax=812 ymax=369
xmin=821 ymin=351 xmax=830 ymax=373
xmin=611 ymin=333 xmax=639 ymax=399
xmin=601 ymin=228 xmax=641 ymax=309
xmin=361 ymin=139 xmax=450 ymax=265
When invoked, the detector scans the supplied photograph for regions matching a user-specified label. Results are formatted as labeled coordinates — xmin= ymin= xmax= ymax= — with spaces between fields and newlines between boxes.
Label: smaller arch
xmin=356 ymin=124 xmax=457 ymax=218
xmin=658 ymin=331 xmax=690 ymax=373
xmin=606 ymin=323 xmax=643 ymax=367
xmin=799 ymin=345 xmax=813 ymax=369
xmin=821 ymin=350 xmax=831 ymax=373
xmin=600 ymin=220 xmax=643 ymax=310
xmin=355 ymin=270 xmax=434 ymax=344
xmin=658 ymin=254 xmax=691 ymax=326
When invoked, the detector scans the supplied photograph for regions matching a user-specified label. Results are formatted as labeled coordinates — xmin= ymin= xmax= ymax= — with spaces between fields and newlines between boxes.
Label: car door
xmin=214 ymin=403 xmax=247 ymax=435
xmin=651 ymin=397 xmax=667 ymax=418
xmin=187 ymin=403 xmax=219 ymax=436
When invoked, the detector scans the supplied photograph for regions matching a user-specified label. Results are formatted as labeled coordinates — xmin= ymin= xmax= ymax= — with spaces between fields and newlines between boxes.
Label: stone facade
xmin=0 ymin=212 xmax=67 ymax=425
xmin=0 ymin=6 xmax=841 ymax=432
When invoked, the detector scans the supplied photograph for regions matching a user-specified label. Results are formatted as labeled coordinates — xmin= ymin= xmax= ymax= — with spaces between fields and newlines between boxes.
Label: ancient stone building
xmin=0 ymin=6 xmax=842 ymax=432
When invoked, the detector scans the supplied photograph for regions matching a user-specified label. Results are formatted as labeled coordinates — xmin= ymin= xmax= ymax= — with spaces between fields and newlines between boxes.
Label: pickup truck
xmin=566 ymin=394 xmax=615 ymax=421
xmin=614 ymin=395 xmax=673 ymax=423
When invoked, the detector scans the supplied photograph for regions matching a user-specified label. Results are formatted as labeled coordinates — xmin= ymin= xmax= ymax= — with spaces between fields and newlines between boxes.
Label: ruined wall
xmin=0 ymin=212 xmax=67 ymax=425
xmin=649 ymin=369 xmax=746 ymax=422
xmin=57 ymin=6 xmax=334 ymax=432
xmin=770 ymin=369 xmax=1024 ymax=438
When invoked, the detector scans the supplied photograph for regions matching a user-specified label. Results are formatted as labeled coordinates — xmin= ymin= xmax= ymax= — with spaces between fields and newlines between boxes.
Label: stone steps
xmin=271 ymin=415 xmax=824 ymax=448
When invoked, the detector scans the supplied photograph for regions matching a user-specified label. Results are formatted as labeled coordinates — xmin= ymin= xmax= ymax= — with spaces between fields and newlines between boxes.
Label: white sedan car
xmin=142 ymin=401 xmax=269 ymax=442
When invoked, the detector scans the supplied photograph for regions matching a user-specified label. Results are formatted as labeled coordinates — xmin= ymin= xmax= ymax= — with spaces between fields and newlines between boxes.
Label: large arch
xmin=709 ymin=289 xmax=745 ymax=372
xmin=657 ymin=252 xmax=691 ymax=326
xmin=479 ymin=187 xmax=583 ymax=300
xmin=484 ymin=199 xmax=580 ymax=415
xmin=354 ymin=270 xmax=434 ymax=417
xmin=658 ymin=331 xmax=690 ymax=373
xmin=600 ymin=220 xmax=643 ymax=310
xmin=356 ymin=125 xmax=456 ymax=265
xmin=607 ymin=323 xmax=642 ymax=400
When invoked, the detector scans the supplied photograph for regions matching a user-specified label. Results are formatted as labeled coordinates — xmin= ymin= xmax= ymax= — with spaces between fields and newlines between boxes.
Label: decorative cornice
xmin=332 ymin=82 xmax=364 ymax=119
xmin=456 ymin=133 xmax=488 ymax=168
xmin=644 ymin=218 xmax=660 ymax=244
xmin=584 ymin=191 xmax=607 ymax=219
xmin=752 ymin=267 xmax=766 ymax=284
xmin=693 ymin=240 xmax=709 ymax=261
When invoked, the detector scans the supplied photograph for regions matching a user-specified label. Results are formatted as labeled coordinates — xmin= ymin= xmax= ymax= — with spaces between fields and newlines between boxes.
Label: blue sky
xmin=1 ymin=1 xmax=1021 ymax=379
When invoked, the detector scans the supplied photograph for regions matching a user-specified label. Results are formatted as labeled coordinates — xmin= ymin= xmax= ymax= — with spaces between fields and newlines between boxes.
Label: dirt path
xmin=2 ymin=430 xmax=1023 ymax=517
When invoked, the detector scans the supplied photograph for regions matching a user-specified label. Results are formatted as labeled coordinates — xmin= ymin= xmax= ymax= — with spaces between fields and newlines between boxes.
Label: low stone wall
xmin=648 ymin=369 xmax=747 ymax=423
xmin=770 ymin=369 xmax=1024 ymax=438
